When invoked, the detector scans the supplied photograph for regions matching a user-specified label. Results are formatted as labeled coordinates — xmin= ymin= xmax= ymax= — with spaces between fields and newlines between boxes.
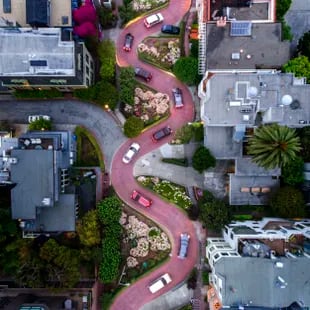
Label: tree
xmin=119 ymin=66 xmax=135 ymax=105
xmin=247 ymin=124 xmax=301 ymax=169
xmin=282 ymin=56 xmax=310 ymax=83
xmin=28 ymin=119 xmax=52 ymax=131
xmin=297 ymin=31 xmax=310 ymax=59
xmin=270 ymin=186 xmax=306 ymax=218
xmin=123 ymin=116 xmax=144 ymax=138
xmin=192 ymin=145 xmax=216 ymax=173
xmin=76 ymin=210 xmax=101 ymax=247
xmin=199 ymin=199 xmax=230 ymax=231
xmin=97 ymin=196 xmax=122 ymax=226
xmin=276 ymin=0 xmax=292 ymax=20
xmin=94 ymin=81 xmax=118 ymax=110
xmin=173 ymin=57 xmax=200 ymax=85
xmin=98 ymin=39 xmax=116 ymax=82
xmin=282 ymin=156 xmax=304 ymax=185
xmin=299 ymin=126 xmax=310 ymax=161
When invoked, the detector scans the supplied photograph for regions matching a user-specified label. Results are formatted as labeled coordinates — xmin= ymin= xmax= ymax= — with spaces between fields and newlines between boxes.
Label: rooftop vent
xmin=42 ymin=197 xmax=52 ymax=206
xmin=248 ymin=86 xmax=258 ymax=97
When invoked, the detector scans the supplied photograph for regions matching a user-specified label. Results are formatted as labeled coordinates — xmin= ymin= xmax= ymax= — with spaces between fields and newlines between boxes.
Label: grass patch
xmin=162 ymin=158 xmax=188 ymax=167
xmin=232 ymin=214 xmax=253 ymax=221
xmin=74 ymin=126 xmax=104 ymax=170
xmin=137 ymin=176 xmax=192 ymax=210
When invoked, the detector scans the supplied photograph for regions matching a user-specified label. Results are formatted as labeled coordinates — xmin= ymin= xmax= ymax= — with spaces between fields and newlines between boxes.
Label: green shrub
xmin=190 ymin=39 xmax=199 ymax=58
xmin=232 ymin=214 xmax=253 ymax=221
xmin=14 ymin=89 xmax=63 ymax=99
xmin=202 ymin=270 xmax=209 ymax=285
xmin=192 ymin=146 xmax=216 ymax=173
xmin=123 ymin=116 xmax=144 ymax=138
xmin=161 ymin=158 xmax=188 ymax=167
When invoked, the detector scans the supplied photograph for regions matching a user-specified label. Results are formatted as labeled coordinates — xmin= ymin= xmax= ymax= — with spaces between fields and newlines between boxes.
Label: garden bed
xmin=136 ymin=176 xmax=192 ymax=210
xmin=138 ymin=37 xmax=181 ymax=70
xmin=119 ymin=204 xmax=170 ymax=283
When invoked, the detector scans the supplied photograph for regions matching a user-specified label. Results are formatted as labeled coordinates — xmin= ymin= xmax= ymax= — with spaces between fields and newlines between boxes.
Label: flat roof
xmin=0 ymin=28 xmax=75 ymax=77
xmin=205 ymin=23 xmax=290 ymax=70
xmin=0 ymin=0 xmax=72 ymax=27
xmin=202 ymin=72 xmax=310 ymax=127
xmin=10 ymin=149 xmax=54 ymax=219
xmin=215 ymin=256 xmax=310 ymax=307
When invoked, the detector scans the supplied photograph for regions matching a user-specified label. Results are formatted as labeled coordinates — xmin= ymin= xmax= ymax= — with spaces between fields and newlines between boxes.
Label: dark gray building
xmin=10 ymin=131 xmax=77 ymax=237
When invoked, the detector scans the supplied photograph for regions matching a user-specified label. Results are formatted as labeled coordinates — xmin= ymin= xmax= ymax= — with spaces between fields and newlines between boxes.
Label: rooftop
xmin=0 ymin=0 xmax=72 ymax=27
xmin=202 ymin=72 xmax=310 ymax=128
xmin=205 ymin=23 xmax=290 ymax=70
xmin=215 ymin=256 xmax=310 ymax=307
xmin=0 ymin=28 xmax=75 ymax=77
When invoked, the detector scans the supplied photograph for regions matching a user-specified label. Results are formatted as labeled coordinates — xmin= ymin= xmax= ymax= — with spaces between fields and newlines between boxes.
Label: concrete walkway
xmin=133 ymin=146 xmax=204 ymax=189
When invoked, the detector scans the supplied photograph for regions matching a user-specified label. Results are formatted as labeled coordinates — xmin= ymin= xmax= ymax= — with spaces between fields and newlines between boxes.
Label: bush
xmin=190 ymin=39 xmax=199 ymax=58
xmin=98 ymin=39 xmax=116 ymax=82
xmin=192 ymin=146 xmax=216 ymax=173
xmin=173 ymin=57 xmax=200 ymax=86
xmin=161 ymin=158 xmax=188 ymax=167
xmin=276 ymin=0 xmax=292 ymax=20
xmin=28 ymin=119 xmax=52 ymax=131
xmin=14 ymin=89 xmax=63 ymax=99
xmin=187 ymin=204 xmax=199 ymax=220
xmin=282 ymin=156 xmax=304 ymax=185
xmin=202 ymin=270 xmax=209 ymax=285
xmin=124 ymin=116 xmax=144 ymax=137
xmin=119 ymin=67 xmax=135 ymax=105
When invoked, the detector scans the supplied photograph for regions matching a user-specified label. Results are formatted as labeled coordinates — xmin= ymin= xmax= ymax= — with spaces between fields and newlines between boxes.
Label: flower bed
xmin=137 ymin=176 xmax=192 ymax=210
xmin=138 ymin=37 xmax=181 ymax=70
xmin=123 ymin=87 xmax=170 ymax=125
xmin=120 ymin=209 xmax=171 ymax=281
xmin=132 ymin=0 xmax=168 ymax=11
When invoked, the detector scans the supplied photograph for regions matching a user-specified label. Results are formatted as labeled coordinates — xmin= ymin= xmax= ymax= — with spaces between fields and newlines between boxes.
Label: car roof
xmin=179 ymin=234 xmax=190 ymax=258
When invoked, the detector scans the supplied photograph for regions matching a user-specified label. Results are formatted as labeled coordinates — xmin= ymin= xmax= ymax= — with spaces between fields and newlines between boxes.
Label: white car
xmin=122 ymin=142 xmax=140 ymax=163
xmin=28 ymin=115 xmax=51 ymax=123
xmin=144 ymin=13 xmax=164 ymax=28
xmin=148 ymin=273 xmax=172 ymax=293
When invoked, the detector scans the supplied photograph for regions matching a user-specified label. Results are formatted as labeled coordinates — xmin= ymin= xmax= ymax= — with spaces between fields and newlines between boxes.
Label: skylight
xmin=230 ymin=21 xmax=252 ymax=36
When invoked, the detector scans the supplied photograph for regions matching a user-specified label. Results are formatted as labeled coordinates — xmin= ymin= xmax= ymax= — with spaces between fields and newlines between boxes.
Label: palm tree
xmin=247 ymin=124 xmax=301 ymax=169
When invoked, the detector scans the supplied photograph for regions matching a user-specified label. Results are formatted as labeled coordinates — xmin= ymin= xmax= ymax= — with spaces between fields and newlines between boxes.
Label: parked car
xmin=172 ymin=88 xmax=184 ymax=108
xmin=134 ymin=67 xmax=152 ymax=82
xmin=178 ymin=233 xmax=190 ymax=259
xmin=28 ymin=115 xmax=51 ymax=123
xmin=148 ymin=273 xmax=172 ymax=293
xmin=122 ymin=142 xmax=140 ymax=164
xmin=144 ymin=13 xmax=164 ymax=28
xmin=123 ymin=33 xmax=134 ymax=52
xmin=152 ymin=126 xmax=172 ymax=142
xmin=161 ymin=24 xmax=180 ymax=34
xmin=131 ymin=190 xmax=152 ymax=208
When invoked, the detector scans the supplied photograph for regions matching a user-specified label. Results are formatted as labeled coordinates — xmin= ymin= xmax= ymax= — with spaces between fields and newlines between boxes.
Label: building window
xmin=90 ymin=60 xmax=94 ymax=69
xmin=230 ymin=232 xmax=234 ymax=239
xmin=86 ymin=54 xmax=89 ymax=64
xmin=86 ymin=78 xmax=90 ymax=86
xmin=86 ymin=66 xmax=89 ymax=75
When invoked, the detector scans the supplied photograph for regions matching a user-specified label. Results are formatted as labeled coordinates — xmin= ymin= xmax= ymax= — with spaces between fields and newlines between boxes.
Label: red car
xmin=131 ymin=190 xmax=152 ymax=208
xmin=123 ymin=33 xmax=134 ymax=52
xmin=152 ymin=126 xmax=172 ymax=142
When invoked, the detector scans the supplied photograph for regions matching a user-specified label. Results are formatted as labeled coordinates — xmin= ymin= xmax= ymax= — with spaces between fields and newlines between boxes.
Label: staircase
xmin=198 ymin=22 xmax=206 ymax=75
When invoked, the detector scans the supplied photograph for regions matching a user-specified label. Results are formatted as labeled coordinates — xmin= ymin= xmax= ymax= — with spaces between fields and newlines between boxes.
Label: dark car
xmin=178 ymin=233 xmax=190 ymax=259
xmin=152 ymin=126 xmax=172 ymax=142
xmin=172 ymin=88 xmax=184 ymax=108
xmin=131 ymin=190 xmax=152 ymax=208
xmin=134 ymin=67 xmax=152 ymax=82
xmin=161 ymin=24 xmax=180 ymax=35
xmin=123 ymin=33 xmax=134 ymax=52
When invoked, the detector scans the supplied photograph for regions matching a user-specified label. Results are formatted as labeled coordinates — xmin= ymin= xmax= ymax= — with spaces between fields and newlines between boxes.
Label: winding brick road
xmin=110 ymin=1 xmax=199 ymax=309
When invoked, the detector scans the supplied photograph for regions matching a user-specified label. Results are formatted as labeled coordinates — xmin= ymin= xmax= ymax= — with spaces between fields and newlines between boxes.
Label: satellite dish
xmin=248 ymin=86 xmax=258 ymax=97
xmin=281 ymin=94 xmax=293 ymax=106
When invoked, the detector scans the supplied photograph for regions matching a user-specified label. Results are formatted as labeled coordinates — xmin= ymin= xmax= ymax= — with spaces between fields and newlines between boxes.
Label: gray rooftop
xmin=205 ymin=23 xmax=290 ymax=70
xmin=0 ymin=28 xmax=74 ymax=76
xmin=235 ymin=158 xmax=281 ymax=176
xmin=215 ymin=256 xmax=310 ymax=307
xmin=11 ymin=149 xmax=54 ymax=219
xmin=202 ymin=72 xmax=310 ymax=128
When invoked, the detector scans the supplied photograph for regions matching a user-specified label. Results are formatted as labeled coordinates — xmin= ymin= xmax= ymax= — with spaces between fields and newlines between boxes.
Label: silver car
xmin=178 ymin=233 xmax=190 ymax=259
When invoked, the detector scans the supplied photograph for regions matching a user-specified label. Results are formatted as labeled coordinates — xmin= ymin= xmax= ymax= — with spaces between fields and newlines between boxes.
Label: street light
xmin=104 ymin=104 xmax=110 ymax=112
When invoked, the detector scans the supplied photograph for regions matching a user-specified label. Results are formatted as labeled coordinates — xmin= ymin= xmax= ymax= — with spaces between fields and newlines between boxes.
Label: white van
xmin=148 ymin=273 xmax=172 ymax=294
xmin=144 ymin=13 xmax=164 ymax=28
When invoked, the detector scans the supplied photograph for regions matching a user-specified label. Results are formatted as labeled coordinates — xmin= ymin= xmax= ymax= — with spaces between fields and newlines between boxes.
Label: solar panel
xmin=30 ymin=60 xmax=47 ymax=67
xmin=230 ymin=21 xmax=252 ymax=36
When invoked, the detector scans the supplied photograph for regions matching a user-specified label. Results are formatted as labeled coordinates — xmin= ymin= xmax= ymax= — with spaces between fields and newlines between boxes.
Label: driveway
xmin=0 ymin=99 xmax=125 ymax=171
xmin=285 ymin=0 xmax=310 ymax=51
xmin=110 ymin=0 xmax=199 ymax=309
